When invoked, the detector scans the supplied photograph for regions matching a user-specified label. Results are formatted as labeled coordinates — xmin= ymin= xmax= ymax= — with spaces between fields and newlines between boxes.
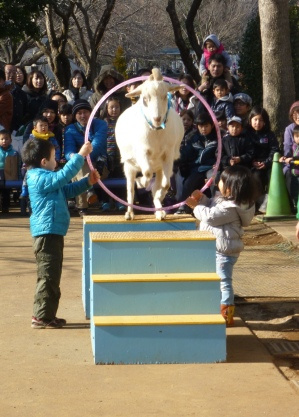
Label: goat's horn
xmin=151 ymin=68 xmax=163 ymax=81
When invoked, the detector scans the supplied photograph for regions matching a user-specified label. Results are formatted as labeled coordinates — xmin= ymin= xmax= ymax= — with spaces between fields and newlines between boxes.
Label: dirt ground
xmin=1 ymin=209 xmax=299 ymax=416
xmin=237 ymin=219 xmax=299 ymax=384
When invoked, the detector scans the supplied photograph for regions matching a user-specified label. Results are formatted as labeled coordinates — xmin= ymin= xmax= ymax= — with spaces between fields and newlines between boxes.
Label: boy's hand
xmin=88 ymin=169 xmax=101 ymax=185
xmin=79 ymin=142 xmax=93 ymax=157
xmin=296 ymin=222 xmax=299 ymax=240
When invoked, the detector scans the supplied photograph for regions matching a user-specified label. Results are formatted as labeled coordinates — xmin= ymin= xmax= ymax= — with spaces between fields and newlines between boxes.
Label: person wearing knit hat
xmin=22 ymin=98 xmax=63 ymax=149
xmin=64 ymin=99 xmax=108 ymax=216
xmin=72 ymin=98 xmax=92 ymax=117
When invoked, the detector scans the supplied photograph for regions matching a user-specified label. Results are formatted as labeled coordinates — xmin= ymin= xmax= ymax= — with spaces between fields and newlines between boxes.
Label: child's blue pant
xmin=216 ymin=252 xmax=238 ymax=305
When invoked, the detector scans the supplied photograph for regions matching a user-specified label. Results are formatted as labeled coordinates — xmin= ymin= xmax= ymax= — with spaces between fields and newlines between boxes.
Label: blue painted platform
xmin=83 ymin=214 xmax=196 ymax=318
xmin=92 ymin=314 xmax=226 ymax=364
xmin=88 ymin=228 xmax=226 ymax=364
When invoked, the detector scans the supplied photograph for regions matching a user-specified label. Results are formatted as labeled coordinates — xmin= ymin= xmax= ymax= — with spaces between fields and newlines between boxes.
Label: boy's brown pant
xmin=33 ymin=234 xmax=64 ymax=321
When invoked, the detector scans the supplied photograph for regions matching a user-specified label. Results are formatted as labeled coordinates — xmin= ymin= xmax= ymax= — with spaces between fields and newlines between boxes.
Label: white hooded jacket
xmin=193 ymin=194 xmax=255 ymax=256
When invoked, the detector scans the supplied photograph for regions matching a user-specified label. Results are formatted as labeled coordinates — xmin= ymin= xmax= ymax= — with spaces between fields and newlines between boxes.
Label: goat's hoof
xmin=125 ymin=211 xmax=134 ymax=221
xmin=155 ymin=210 xmax=166 ymax=221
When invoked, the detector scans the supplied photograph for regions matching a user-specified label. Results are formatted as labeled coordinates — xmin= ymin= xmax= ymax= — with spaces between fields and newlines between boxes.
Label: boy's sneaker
xmin=31 ymin=316 xmax=66 ymax=329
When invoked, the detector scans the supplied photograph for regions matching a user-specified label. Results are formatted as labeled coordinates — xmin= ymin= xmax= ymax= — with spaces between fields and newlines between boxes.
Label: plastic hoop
xmin=85 ymin=75 xmax=222 ymax=212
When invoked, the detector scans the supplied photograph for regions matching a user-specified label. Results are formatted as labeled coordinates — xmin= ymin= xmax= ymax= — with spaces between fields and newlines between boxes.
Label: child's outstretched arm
xmin=88 ymin=169 xmax=101 ymax=185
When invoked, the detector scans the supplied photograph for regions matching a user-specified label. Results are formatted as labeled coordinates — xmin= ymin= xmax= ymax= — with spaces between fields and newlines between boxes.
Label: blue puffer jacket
xmin=64 ymin=119 xmax=108 ymax=163
xmin=27 ymin=154 xmax=90 ymax=237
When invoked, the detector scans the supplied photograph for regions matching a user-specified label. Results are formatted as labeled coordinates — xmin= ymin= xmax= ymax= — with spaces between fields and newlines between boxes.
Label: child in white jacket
xmin=186 ymin=165 xmax=257 ymax=325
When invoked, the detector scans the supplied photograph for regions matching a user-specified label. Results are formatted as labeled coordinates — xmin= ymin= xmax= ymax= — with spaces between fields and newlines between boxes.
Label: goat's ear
xmin=167 ymin=84 xmax=186 ymax=93
xmin=125 ymin=87 xmax=142 ymax=98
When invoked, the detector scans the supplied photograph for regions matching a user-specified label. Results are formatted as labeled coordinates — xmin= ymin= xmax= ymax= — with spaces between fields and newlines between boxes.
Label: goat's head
xmin=126 ymin=68 xmax=183 ymax=128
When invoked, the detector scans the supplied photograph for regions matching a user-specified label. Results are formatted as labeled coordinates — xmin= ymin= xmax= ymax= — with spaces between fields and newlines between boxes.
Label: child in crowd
xmin=221 ymin=116 xmax=254 ymax=170
xmin=282 ymin=101 xmax=299 ymax=211
xmin=174 ymin=109 xmax=198 ymax=201
xmin=30 ymin=116 xmax=61 ymax=162
xmin=21 ymin=138 xmax=100 ymax=328
xmin=101 ymin=96 xmax=126 ymax=211
xmin=210 ymin=79 xmax=234 ymax=121
xmin=20 ymin=116 xmax=61 ymax=214
xmin=171 ymin=74 xmax=197 ymax=114
xmin=233 ymin=93 xmax=252 ymax=127
xmin=186 ymin=165 xmax=257 ymax=325
xmin=200 ymin=34 xmax=232 ymax=86
xmin=58 ymin=103 xmax=73 ymax=166
xmin=247 ymin=106 xmax=279 ymax=213
xmin=0 ymin=129 xmax=19 ymax=213
xmin=280 ymin=125 xmax=299 ymax=210
xmin=214 ymin=110 xmax=228 ymax=135
xmin=175 ymin=112 xmax=217 ymax=214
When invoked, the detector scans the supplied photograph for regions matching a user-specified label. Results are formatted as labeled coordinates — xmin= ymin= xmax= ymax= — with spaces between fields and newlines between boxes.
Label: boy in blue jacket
xmin=22 ymin=138 xmax=100 ymax=329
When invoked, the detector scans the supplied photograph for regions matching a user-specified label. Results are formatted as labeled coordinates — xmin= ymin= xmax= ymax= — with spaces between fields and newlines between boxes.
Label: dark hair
xmin=248 ymin=106 xmax=271 ymax=131
xmin=26 ymin=70 xmax=47 ymax=94
xmin=101 ymin=96 xmax=122 ymax=120
xmin=195 ymin=112 xmax=214 ymax=126
xmin=213 ymin=79 xmax=228 ymax=90
xmin=59 ymin=103 xmax=73 ymax=115
xmin=33 ymin=116 xmax=49 ymax=127
xmin=0 ymin=69 xmax=5 ymax=81
xmin=136 ymin=68 xmax=152 ymax=77
xmin=293 ymin=125 xmax=299 ymax=135
xmin=208 ymin=53 xmax=226 ymax=66
xmin=70 ymin=69 xmax=87 ymax=88
xmin=48 ymin=90 xmax=67 ymax=102
xmin=180 ymin=109 xmax=195 ymax=121
xmin=22 ymin=138 xmax=54 ymax=169
xmin=220 ymin=165 xmax=257 ymax=205
xmin=0 ymin=129 xmax=11 ymax=137
xmin=15 ymin=66 xmax=27 ymax=86
xmin=174 ymin=73 xmax=195 ymax=98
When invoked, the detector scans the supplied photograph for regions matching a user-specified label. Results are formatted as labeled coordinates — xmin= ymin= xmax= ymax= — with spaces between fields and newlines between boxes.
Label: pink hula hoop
xmin=85 ymin=75 xmax=222 ymax=212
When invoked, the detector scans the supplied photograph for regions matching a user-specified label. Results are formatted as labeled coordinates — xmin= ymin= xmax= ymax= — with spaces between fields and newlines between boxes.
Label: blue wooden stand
xmin=84 ymin=219 xmax=226 ymax=365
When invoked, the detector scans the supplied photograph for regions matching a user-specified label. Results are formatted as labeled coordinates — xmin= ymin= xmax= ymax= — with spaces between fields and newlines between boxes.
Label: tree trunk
xmin=166 ymin=0 xmax=201 ymax=83
xmin=259 ymin=0 xmax=295 ymax=140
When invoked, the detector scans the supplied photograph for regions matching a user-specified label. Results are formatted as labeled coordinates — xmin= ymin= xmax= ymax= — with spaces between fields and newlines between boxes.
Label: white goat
xmin=115 ymin=68 xmax=184 ymax=220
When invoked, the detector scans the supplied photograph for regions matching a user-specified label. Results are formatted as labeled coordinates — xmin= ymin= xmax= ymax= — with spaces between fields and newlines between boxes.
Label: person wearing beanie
xmin=64 ymin=99 xmax=108 ymax=216
xmin=62 ymin=69 xmax=92 ymax=105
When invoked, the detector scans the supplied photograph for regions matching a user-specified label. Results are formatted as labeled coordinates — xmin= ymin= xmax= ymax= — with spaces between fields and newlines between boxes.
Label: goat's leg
xmin=151 ymin=169 xmax=168 ymax=220
xmin=124 ymin=163 xmax=136 ymax=220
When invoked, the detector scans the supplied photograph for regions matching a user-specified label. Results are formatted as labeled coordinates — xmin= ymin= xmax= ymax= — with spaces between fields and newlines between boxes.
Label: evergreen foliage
xmin=0 ymin=0 xmax=51 ymax=40
xmin=113 ymin=46 xmax=127 ymax=78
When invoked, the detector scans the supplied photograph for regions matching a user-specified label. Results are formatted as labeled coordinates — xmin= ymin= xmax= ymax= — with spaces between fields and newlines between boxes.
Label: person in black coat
xmin=221 ymin=116 xmax=254 ymax=170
